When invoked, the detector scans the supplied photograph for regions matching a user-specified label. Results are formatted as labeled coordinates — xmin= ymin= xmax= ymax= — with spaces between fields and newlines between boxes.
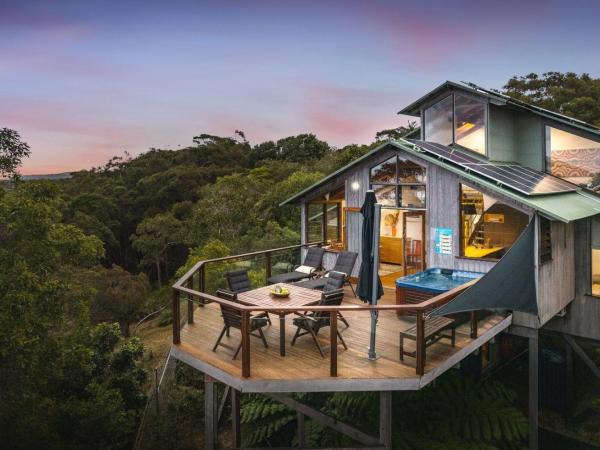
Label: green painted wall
xmin=514 ymin=112 xmax=543 ymax=170
xmin=487 ymin=105 xmax=543 ymax=170
xmin=488 ymin=104 xmax=515 ymax=162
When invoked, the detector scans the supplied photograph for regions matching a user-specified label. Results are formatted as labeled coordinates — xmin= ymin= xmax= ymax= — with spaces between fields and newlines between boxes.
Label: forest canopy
xmin=2 ymin=72 xmax=599 ymax=449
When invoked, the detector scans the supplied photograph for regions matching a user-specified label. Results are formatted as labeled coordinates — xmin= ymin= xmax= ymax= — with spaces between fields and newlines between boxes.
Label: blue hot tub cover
xmin=396 ymin=268 xmax=484 ymax=294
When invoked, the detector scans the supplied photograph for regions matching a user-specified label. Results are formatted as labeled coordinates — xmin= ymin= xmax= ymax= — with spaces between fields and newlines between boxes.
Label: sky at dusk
xmin=2 ymin=0 xmax=600 ymax=174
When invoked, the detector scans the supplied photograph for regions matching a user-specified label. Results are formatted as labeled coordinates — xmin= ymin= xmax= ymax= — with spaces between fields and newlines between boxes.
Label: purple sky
xmin=2 ymin=0 xmax=600 ymax=174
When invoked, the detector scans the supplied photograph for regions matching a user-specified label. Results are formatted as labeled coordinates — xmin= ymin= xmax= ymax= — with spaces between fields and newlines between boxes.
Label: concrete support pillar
xmin=379 ymin=391 xmax=392 ymax=450
xmin=204 ymin=375 xmax=218 ymax=450
xmin=529 ymin=333 xmax=539 ymax=450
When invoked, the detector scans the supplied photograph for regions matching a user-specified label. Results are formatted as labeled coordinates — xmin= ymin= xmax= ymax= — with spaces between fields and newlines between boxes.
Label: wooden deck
xmin=171 ymin=286 xmax=512 ymax=392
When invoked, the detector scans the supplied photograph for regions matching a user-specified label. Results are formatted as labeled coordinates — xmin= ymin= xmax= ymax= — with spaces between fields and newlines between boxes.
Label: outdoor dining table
xmin=237 ymin=283 xmax=322 ymax=357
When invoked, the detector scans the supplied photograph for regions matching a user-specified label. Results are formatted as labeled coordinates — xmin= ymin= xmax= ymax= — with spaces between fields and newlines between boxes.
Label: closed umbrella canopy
xmin=432 ymin=218 xmax=538 ymax=317
xmin=357 ymin=191 xmax=384 ymax=304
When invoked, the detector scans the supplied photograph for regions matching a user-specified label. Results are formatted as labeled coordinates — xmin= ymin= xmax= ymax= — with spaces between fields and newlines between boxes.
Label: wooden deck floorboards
xmin=174 ymin=286 xmax=506 ymax=390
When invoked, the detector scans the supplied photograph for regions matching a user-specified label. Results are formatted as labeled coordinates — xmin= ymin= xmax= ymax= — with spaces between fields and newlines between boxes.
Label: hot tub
xmin=395 ymin=268 xmax=483 ymax=315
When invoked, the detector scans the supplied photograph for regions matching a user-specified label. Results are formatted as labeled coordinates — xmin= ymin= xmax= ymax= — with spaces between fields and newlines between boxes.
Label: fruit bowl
xmin=269 ymin=286 xmax=290 ymax=298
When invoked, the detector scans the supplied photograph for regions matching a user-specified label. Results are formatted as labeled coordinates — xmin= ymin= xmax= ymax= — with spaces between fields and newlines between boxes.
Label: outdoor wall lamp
xmin=351 ymin=181 xmax=360 ymax=191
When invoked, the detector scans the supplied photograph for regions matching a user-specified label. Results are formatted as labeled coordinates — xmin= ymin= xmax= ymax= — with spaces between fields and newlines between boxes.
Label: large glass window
xmin=370 ymin=156 xmax=426 ymax=209
xmin=591 ymin=217 xmax=600 ymax=296
xmin=424 ymin=95 xmax=453 ymax=146
xmin=455 ymin=94 xmax=486 ymax=155
xmin=546 ymin=126 xmax=600 ymax=190
xmin=460 ymin=184 xmax=528 ymax=260
xmin=306 ymin=186 xmax=344 ymax=249
xmin=424 ymin=93 xmax=487 ymax=155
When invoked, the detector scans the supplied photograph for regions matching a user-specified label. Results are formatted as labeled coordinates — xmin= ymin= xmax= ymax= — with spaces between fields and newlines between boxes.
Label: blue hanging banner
xmin=434 ymin=227 xmax=453 ymax=255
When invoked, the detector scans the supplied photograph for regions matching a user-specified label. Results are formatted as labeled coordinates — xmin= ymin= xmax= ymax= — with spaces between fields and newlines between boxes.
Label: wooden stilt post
xmin=297 ymin=412 xmax=306 ymax=447
xmin=470 ymin=311 xmax=478 ymax=339
xmin=172 ymin=289 xmax=180 ymax=345
xmin=204 ymin=375 xmax=218 ymax=450
xmin=529 ymin=333 xmax=539 ymax=450
xmin=379 ymin=391 xmax=392 ymax=450
xmin=416 ymin=311 xmax=425 ymax=375
xmin=187 ymin=278 xmax=194 ymax=324
xmin=231 ymin=388 xmax=241 ymax=449
xmin=565 ymin=338 xmax=574 ymax=423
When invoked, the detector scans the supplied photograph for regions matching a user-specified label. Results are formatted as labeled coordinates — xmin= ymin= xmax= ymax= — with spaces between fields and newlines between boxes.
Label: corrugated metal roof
xmin=281 ymin=138 xmax=600 ymax=222
xmin=399 ymin=81 xmax=600 ymax=139
xmin=393 ymin=139 xmax=600 ymax=222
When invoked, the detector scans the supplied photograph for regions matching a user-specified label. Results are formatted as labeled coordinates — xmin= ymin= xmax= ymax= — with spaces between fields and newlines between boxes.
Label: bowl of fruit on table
xmin=269 ymin=285 xmax=290 ymax=298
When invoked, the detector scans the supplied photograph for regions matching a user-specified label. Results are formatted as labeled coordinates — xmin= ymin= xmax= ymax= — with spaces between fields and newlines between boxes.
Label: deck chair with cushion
xmin=212 ymin=289 xmax=269 ymax=360
xmin=267 ymin=247 xmax=325 ymax=284
xmin=226 ymin=269 xmax=253 ymax=293
xmin=291 ymin=288 xmax=348 ymax=357
xmin=296 ymin=251 xmax=358 ymax=297
xmin=225 ymin=269 xmax=271 ymax=324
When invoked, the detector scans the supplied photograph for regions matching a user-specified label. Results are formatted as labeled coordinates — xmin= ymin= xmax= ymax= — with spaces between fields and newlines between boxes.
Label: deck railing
xmin=172 ymin=242 xmax=479 ymax=377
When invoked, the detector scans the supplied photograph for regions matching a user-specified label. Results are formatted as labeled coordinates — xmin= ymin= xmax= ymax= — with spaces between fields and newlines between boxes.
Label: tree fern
xmin=240 ymin=394 xmax=295 ymax=447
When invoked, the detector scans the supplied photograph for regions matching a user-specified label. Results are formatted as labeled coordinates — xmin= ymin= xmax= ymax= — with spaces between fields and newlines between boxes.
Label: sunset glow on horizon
xmin=2 ymin=0 xmax=600 ymax=175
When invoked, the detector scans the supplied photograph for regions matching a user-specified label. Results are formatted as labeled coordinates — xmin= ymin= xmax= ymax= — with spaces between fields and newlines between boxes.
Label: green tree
xmin=0 ymin=182 xmax=147 ymax=450
xmin=131 ymin=213 xmax=182 ymax=287
xmin=85 ymin=265 xmax=150 ymax=336
xmin=503 ymin=72 xmax=600 ymax=126
xmin=275 ymin=133 xmax=330 ymax=162
xmin=375 ymin=121 xmax=418 ymax=142
xmin=0 ymin=127 xmax=31 ymax=180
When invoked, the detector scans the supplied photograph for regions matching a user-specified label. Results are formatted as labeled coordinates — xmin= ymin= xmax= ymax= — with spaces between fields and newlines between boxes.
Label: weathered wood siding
xmin=295 ymin=144 xmax=578 ymax=331
xmin=537 ymin=221 xmax=575 ymax=325
xmin=545 ymin=219 xmax=600 ymax=340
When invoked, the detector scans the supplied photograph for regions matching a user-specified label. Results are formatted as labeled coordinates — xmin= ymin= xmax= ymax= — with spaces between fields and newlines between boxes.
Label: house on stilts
xmin=170 ymin=81 xmax=600 ymax=449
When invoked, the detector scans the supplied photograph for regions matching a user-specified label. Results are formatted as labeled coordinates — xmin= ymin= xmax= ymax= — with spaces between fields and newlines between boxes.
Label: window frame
xmin=369 ymin=155 xmax=427 ymax=210
xmin=458 ymin=183 xmax=529 ymax=262
xmin=590 ymin=216 xmax=600 ymax=298
xmin=305 ymin=199 xmax=344 ymax=247
xmin=422 ymin=91 xmax=489 ymax=158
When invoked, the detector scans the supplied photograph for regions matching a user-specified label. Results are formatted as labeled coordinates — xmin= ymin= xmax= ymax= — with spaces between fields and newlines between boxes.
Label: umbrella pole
xmin=368 ymin=204 xmax=382 ymax=361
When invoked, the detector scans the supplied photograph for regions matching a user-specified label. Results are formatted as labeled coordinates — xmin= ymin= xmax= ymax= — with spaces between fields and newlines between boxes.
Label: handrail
xmin=173 ymin=279 xmax=476 ymax=314
xmin=173 ymin=241 xmax=324 ymax=289
xmin=171 ymin=242 xmax=481 ymax=378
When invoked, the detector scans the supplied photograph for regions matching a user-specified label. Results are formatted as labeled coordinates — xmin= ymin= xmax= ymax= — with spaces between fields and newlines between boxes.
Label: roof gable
xmin=399 ymin=81 xmax=600 ymax=139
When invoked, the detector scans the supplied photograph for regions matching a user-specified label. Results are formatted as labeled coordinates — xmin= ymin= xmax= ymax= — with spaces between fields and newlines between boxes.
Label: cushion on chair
xmin=296 ymin=265 xmax=316 ymax=274
xmin=303 ymin=247 xmax=325 ymax=269
xmin=323 ymin=271 xmax=345 ymax=291
xmin=226 ymin=269 xmax=252 ymax=293
xmin=268 ymin=271 xmax=310 ymax=284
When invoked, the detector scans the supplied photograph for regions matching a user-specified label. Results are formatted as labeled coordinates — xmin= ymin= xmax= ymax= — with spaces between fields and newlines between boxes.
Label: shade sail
xmin=356 ymin=191 xmax=383 ymax=304
xmin=432 ymin=219 xmax=538 ymax=317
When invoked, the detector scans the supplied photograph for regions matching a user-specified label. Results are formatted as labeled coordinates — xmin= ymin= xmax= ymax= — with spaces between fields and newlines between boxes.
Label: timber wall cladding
xmin=546 ymin=218 xmax=599 ymax=340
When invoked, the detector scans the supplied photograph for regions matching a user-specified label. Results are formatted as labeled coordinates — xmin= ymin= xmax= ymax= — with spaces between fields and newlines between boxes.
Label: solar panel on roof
xmin=462 ymin=163 xmax=576 ymax=195
xmin=407 ymin=140 xmax=481 ymax=164
xmin=404 ymin=139 xmax=578 ymax=196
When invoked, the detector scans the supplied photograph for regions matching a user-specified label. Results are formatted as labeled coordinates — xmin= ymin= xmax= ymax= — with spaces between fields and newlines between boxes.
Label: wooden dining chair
xmin=291 ymin=288 xmax=347 ymax=358
xmin=212 ymin=289 xmax=269 ymax=360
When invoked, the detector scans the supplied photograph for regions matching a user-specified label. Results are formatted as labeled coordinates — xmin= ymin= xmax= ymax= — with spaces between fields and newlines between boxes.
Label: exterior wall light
xmin=351 ymin=181 xmax=360 ymax=191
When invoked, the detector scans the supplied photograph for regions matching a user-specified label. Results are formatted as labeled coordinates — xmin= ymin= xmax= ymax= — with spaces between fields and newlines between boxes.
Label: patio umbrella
xmin=356 ymin=190 xmax=384 ymax=360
